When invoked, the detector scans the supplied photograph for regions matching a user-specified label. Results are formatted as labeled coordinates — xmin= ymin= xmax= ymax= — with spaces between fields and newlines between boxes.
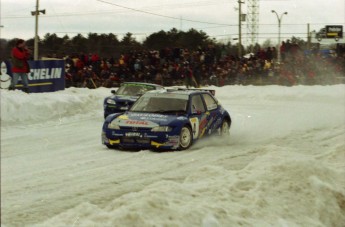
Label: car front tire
xmin=179 ymin=126 xmax=193 ymax=150
xmin=106 ymin=144 xmax=118 ymax=149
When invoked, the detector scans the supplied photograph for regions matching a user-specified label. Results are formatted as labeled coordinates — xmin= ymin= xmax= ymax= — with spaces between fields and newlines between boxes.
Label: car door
xmin=201 ymin=93 xmax=221 ymax=135
xmin=189 ymin=94 xmax=208 ymax=139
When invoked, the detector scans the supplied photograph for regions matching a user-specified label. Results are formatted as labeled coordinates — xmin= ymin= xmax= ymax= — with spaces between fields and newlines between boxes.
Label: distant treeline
xmin=0 ymin=27 xmax=314 ymax=60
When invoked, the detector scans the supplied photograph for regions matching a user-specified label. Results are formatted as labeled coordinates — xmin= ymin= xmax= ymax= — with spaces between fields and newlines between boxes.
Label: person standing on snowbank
xmin=182 ymin=61 xmax=198 ymax=88
xmin=9 ymin=39 xmax=31 ymax=93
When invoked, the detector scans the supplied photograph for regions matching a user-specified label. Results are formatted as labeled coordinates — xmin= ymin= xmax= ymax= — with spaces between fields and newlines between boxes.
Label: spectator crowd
xmin=63 ymin=40 xmax=345 ymax=88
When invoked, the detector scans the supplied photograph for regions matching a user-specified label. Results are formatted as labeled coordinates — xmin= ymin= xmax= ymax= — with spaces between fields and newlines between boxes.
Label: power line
xmin=96 ymin=0 xmax=235 ymax=27
xmin=3 ymin=12 xmax=343 ymax=28
xmin=2 ymin=1 xmax=229 ymax=18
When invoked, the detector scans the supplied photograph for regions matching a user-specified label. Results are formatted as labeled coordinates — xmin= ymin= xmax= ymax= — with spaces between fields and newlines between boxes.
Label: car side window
xmin=191 ymin=95 xmax=206 ymax=113
xmin=202 ymin=93 xmax=218 ymax=111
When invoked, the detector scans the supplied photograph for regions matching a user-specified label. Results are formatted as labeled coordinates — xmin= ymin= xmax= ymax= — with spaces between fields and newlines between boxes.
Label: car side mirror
xmin=111 ymin=90 xmax=116 ymax=94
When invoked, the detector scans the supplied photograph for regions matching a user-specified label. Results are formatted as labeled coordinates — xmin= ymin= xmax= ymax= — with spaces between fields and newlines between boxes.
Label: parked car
xmin=103 ymin=82 xmax=164 ymax=118
xmin=102 ymin=88 xmax=231 ymax=151
xmin=316 ymin=28 xmax=327 ymax=39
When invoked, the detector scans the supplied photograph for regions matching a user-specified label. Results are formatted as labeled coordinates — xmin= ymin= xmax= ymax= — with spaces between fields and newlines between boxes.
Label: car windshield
xmin=130 ymin=94 xmax=188 ymax=113
xmin=116 ymin=84 xmax=156 ymax=96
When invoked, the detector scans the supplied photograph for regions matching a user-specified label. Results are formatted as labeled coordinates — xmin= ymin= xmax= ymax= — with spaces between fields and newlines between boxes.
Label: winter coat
xmin=11 ymin=47 xmax=30 ymax=73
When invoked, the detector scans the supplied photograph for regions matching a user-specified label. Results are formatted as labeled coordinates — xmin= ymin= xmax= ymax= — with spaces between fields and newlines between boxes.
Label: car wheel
xmin=220 ymin=120 xmax=230 ymax=136
xmin=179 ymin=126 xmax=193 ymax=150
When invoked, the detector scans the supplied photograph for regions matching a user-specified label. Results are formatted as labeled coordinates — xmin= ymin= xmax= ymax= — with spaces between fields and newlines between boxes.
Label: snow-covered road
xmin=1 ymin=85 xmax=345 ymax=226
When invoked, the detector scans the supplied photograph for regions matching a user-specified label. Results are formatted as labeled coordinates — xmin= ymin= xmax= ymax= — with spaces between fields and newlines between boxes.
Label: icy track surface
xmin=1 ymin=85 xmax=345 ymax=227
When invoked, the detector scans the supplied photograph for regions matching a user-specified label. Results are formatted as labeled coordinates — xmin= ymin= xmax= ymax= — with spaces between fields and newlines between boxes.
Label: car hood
xmin=114 ymin=112 xmax=188 ymax=128
xmin=108 ymin=95 xmax=139 ymax=102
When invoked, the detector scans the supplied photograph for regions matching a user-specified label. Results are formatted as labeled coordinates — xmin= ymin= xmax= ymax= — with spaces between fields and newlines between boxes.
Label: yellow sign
xmin=15 ymin=82 xmax=53 ymax=87
xmin=327 ymin=32 xmax=338 ymax=37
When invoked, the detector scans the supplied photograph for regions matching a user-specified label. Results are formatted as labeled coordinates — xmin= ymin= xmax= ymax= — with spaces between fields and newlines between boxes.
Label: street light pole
xmin=271 ymin=10 xmax=288 ymax=63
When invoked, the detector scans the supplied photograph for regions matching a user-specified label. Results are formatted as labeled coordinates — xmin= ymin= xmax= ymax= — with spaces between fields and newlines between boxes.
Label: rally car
xmin=102 ymin=88 xmax=231 ymax=151
xmin=103 ymin=82 xmax=164 ymax=118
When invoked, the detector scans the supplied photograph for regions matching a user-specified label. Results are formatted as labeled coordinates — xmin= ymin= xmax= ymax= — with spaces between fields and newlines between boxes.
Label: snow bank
xmin=1 ymin=87 xmax=110 ymax=126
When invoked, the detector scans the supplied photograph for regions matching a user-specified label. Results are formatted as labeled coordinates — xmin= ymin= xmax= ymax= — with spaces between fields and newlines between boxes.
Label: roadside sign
xmin=326 ymin=25 xmax=343 ymax=38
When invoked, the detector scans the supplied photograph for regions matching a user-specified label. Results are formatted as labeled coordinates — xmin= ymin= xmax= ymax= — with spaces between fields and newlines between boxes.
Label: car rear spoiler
xmin=169 ymin=87 xmax=216 ymax=96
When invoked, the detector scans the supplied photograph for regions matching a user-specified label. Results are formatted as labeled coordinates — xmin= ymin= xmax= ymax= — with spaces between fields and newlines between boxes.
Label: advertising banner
xmin=326 ymin=25 xmax=343 ymax=38
xmin=0 ymin=60 xmax=65 ymax=93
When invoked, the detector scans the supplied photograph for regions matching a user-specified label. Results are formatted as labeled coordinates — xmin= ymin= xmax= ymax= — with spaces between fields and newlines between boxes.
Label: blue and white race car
xmin=102 ymin=88 xmax=231 ymax=151
xmin=103 ymin=82 xmax=164 ymax=118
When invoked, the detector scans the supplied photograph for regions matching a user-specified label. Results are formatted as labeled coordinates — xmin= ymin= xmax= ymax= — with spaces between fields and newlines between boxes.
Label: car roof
xmin=146 ymin=88 xmax=216 ymax=96
xmin=121 ymin=82 xmax=163 ymax=88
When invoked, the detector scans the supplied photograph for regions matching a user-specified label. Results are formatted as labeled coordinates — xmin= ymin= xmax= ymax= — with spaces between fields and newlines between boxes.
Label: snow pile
xmin=1 ymin=87 xmax=110 ymax=126
xmin=34 ymin=153 xmax=345 ymax=227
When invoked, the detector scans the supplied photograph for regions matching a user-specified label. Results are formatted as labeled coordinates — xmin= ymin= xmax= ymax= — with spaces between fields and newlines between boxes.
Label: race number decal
xmin=189 ymin=117 xmax=199 ymax=139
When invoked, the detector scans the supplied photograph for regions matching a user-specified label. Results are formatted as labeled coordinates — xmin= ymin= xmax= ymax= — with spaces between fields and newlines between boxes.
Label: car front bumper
xmin=102 ymin=129 xmax=180 ymax=150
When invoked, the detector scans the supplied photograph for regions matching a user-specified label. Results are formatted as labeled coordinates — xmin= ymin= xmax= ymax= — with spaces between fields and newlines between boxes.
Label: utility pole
xmin=0 ymin=0 xmax=4 ymax=44
xmin=238 ymin=0 xmax=244 ymax=58
xmin=31 ymin=0 xmax=45 ymax=60
xmin=0 ymin=25 xmax=4 ymax=43
xmin=307 ymin=23 xmax=311 ymax=50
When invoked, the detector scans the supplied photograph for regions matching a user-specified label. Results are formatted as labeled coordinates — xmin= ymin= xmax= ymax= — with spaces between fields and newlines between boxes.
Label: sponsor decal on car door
xmin=202 ymin=93 xmax=219 ymax=135
xmin=189 ymin=117 xmax=199 ymax=139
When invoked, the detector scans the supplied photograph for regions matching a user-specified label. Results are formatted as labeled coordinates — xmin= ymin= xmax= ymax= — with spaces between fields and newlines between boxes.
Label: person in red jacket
xmin=9 ymin=39 xmax=31 ymax=92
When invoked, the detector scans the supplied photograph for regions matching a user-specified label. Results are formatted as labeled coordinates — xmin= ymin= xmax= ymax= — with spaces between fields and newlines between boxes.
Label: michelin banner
xmin=0 ymin=60 xmax=65 ymax=93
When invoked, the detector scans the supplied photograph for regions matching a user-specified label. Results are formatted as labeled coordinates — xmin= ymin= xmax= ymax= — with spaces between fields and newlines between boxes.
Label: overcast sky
xmin=1 ymin=0 xmax=344 ymax=45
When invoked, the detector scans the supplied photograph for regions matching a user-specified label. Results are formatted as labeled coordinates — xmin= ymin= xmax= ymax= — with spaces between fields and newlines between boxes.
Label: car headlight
xmin=108 ymin=120 xmax=120 ymax=129
xmin=106 ymin=99 xmax=116 ymax=105
xmin=151 ymin=126 xmax=172 ymax=132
